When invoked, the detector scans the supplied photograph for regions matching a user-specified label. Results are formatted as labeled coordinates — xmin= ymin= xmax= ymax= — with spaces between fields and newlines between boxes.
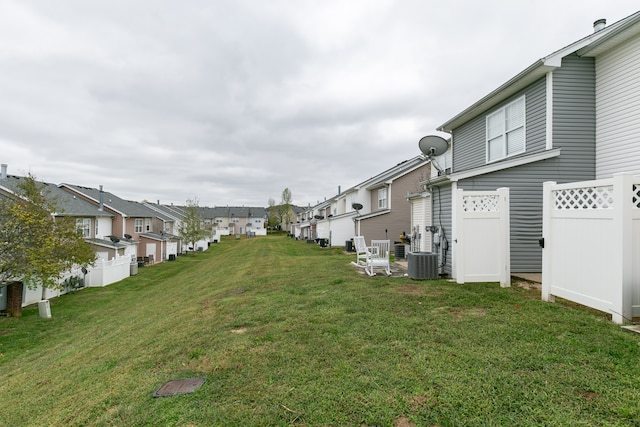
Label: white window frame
xmin=76 ymin=218 xmax=91 ymax=237
xmin=135 ymin=218 xmax=143 ymax=233
xmin=145 ymin=218 xmax=151 ymax=232
xmin=378 ymin=188 xmax=388 ymax=209
xmin=486 ymin=96 xmax=526 ymax=163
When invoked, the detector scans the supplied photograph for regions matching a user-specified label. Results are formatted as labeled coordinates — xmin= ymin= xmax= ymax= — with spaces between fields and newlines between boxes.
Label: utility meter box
xmin=38 ymin=299 xmax=52 ymax=319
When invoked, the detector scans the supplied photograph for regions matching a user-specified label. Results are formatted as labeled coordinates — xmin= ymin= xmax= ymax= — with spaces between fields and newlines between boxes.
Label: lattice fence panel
xmin=633 ymin=184 xmax=640 ymax=208
xmin=462 ymin=195 xmax=499 ymax=212
xmin=553 ymin=186 xmax=614 ymax=210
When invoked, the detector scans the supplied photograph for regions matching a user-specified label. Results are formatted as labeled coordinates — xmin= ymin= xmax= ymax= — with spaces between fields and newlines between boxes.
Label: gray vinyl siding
xmin=430 ymin=183 xmax=452 ymax=276
xmin=451 ymin=53 xmax=595 ymax=273
xmin=453 ymin=77 xmax=547 ymax=172
xmin=552 ymin=54 xmax=596 ymax=181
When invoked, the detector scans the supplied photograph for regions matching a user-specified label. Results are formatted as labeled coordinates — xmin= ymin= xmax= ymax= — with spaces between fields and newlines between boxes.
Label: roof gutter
xmin=438 ymin=59 xmax=550 ymax=132
xmin=437 ymin=13 xmax=637 ymax=133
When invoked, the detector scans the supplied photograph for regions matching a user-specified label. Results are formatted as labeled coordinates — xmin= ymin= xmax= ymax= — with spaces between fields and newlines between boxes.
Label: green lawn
xmin=1 ymin=234 xmax=640 ymax=426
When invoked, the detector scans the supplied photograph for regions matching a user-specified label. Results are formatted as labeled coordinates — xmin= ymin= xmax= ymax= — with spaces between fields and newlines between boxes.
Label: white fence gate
xmin=541 ymin=173 xmax=640 ymax=324
xmin=454 ymin=188 xmax=510 ymax=287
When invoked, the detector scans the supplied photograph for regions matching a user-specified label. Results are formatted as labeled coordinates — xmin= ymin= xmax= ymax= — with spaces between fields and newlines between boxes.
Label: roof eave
xmin=437 ymin=13 xmax=640 ymax=133
xmin=437 ymin=60 xmax=551 ymax=132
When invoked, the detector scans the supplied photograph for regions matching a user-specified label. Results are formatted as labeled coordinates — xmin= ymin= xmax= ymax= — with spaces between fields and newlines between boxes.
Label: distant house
xmin=60 ymin=184 xmax=172 ymax=262
xmin=0 ymin=166 xmax=119 ymax=258
xmin=300 ymin=156 xmax=430 ymax=252
xmin=205 ymin=206 xmax=267 ymax=237
xmin=421 ymin=11 xmax=640 ymax=277
xmin=0 ymin=165 xmax=133 ymax=306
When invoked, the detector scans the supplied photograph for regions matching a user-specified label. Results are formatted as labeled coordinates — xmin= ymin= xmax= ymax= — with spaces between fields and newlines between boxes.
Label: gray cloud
xmin=1 ymin=0 xmax=638 ymax=206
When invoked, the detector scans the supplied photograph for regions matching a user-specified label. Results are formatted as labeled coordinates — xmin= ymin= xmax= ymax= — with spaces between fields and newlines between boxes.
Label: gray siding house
xmin=425 ymin=12 xmax=640 ymax=277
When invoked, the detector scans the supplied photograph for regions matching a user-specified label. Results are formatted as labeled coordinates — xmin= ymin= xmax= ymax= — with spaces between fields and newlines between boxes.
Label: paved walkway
xmin=512 ymin=273 xmax=541 ymax=283
xmin=358 ymin=254 xmax=542 ymax=283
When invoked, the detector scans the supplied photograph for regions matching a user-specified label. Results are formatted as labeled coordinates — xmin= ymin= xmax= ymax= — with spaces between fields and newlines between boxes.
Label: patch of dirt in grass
xmin=395 ymin=284 xmax=424 ymax=295
xmin=512 ymin=279 xmax=541 ymax=291
xmin=408 ymin=393 xmax=438 ymax=410
xmin=395 ymin=284 xmax=442 ymax=297
xmin=579 ymin=389 xmax=599 ymax=400
xmin=447 ymin=306 xmax=487 ymax=319
xmin=230 ymin=327 xmax=247 ymax=334
xmin=394 ymin=416 xmax=415 ymax=427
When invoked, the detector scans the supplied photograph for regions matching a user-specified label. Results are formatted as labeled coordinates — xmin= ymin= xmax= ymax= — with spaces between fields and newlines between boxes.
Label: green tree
xmin=279 ymin=188 xmax=293 ymax=231
xmin=179 ymin=198 xmax=209 ymax=253
xmin=267 ymin=198 xmax=279 ymax=229
xmin=0 ymin=175 xmax=96 ymax=314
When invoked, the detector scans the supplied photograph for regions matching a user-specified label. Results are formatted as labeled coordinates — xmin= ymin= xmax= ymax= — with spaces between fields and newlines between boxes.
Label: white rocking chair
xmin=353 ymin=235 xmax=370 ymax=266
xmin=365 ymin=240 xmax=391 ymax=276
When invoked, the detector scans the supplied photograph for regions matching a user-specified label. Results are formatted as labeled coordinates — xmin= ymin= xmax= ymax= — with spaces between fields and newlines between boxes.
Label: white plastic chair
xmin=353 ymin=236 xmax=370 ymax=266
xmin=365 ymin=240 xmax=391 ymax=276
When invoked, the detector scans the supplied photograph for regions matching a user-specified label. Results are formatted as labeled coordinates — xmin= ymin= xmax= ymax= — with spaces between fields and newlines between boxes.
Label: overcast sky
xmin=1 ymin=1 xmax=638 ymax=207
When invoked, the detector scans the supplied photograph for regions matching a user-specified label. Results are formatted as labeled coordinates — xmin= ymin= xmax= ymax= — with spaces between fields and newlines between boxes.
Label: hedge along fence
xmin=541 ymin=173 xmax=640 ymax=324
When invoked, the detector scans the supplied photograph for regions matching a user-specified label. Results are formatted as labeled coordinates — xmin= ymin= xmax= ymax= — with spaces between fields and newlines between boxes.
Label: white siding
xmin=95 ymin=217 xmax=112 ymax=239
xmin=316 ymin=220 xmax=330 ymax=240
xmin=596 ymin=32 xmax=640 ymax=178
xmin=410 ymin=195 xmax=432 ymax=252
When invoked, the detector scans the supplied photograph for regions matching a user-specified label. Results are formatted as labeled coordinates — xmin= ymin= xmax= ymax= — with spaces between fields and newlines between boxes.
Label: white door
xmin=454 ymin=188 xmax=510 ymax=287
xmin=166 ymin=242 xmax=177 ymax=256
xmin=146 ymin=243 xmax=156 ymax=257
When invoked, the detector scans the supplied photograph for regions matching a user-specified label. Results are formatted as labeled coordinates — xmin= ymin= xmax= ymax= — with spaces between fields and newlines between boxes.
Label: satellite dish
xmin=314 ymin=215 xmax=324 ymax=220
xmin=418 ymin=135 xmax=449 ymax=157
xmin=352 ymin=203 xmax=363 ymax=211
xmin=109 ymin=236 xmax=120 ymax=243
xmin=124 ymin=234 xmax=132 ymax=239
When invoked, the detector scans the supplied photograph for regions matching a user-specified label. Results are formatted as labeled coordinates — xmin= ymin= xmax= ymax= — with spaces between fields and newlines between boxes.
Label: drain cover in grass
xmin=153 ymin=377 xmax=205 ymax=398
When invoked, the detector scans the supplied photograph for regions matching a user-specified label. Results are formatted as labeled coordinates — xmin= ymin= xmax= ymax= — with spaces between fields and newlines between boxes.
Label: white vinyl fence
xmin=541 ymin=173 xmax=640 ymax=324
xmin=21 ymin=255 xmax=133 ymax=307
xmin=84 ymin=255 xmax=132 ymax=287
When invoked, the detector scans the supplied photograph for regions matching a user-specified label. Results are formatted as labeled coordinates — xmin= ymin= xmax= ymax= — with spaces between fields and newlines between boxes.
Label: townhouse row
xmin=295 ymin=11 xmax=640 ymax=282
xmin=0 ymin=167 xmax=269 ymax=266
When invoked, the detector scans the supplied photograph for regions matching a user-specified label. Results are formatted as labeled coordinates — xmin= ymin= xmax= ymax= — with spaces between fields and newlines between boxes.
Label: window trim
xmin=486 ymin=95 xmax=526 ymax=163
xmin=377 ymin=188 xmax=388 ymax=209
xmin=76 ymin=218 xmax=91 ymax=238
xmin=134 ymin=218 xmax=143 ymax=233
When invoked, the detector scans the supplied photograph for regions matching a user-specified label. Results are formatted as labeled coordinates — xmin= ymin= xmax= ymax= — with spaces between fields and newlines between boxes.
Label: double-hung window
xmin=486 ymin=96 xmax=526 ymax=162
xmin=76 ymin=218 xmax=90 ymax=237
xmin=135 ymin=218 xmax=143 ymax=233
xmin=378 ymin=188 xmax=388 ymax=209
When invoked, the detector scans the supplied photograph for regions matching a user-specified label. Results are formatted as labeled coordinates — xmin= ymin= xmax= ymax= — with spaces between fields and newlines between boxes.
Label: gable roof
xmin=206 ymin=206 xmax=268 ymax=219
xmin=60 ymin=183 xmax=159 ymax=218
xmin=143 ymin=203 xmax=186 ymax=221
xmin=363 ymin=156 xmax=429 ymax=190
xmin=303 ymin=156 xmax=430 ymax=210
xmin=1 ymin=175 xmax=113 ymax=218
xmin=438 ymin=10 xmax=640 ymax=132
